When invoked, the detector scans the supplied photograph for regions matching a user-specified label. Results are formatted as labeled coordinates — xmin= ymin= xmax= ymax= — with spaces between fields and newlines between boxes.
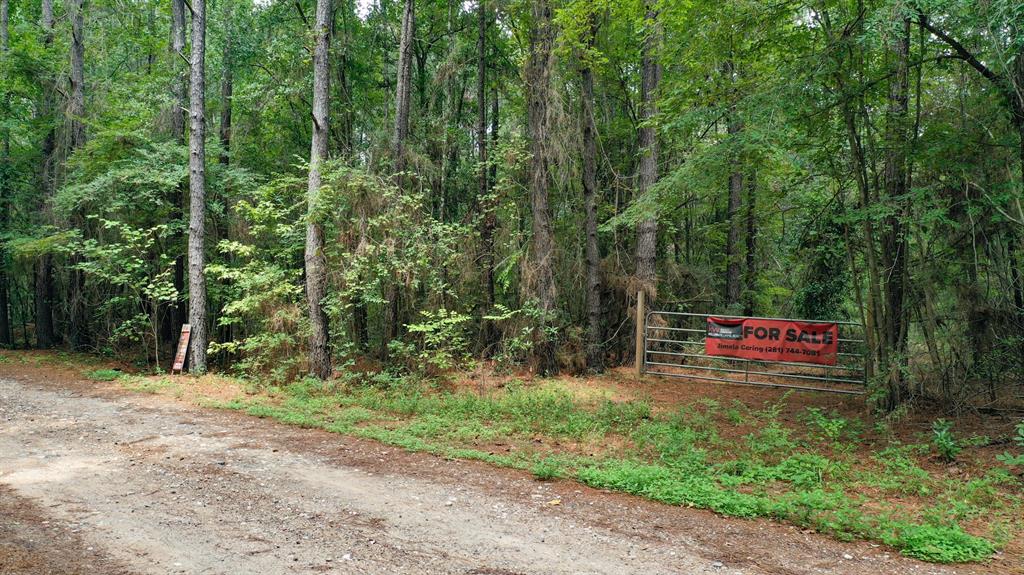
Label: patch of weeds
xmin=121 ymin=376 xmax=176 ymax=394
xmin=86 ymin=368 xmax=123 ymax=381
xmin=996 ymin=420 xmax=1024 ymax=468
xmin=594 ymin=398 xmax=652 ymax=432
xmin=531 ymin=456 xmax=564 ymax=481
xmin=931 ymin=419 xmax=961 ymax=462
xmin=746 ymin=422 xmax=796 ymax=459
xmin=934 ymin=469 xmax=1021 ymax=523
xmin=323 ymin=407 xmax=374 ymax=433
xmin=869 ymin=445 xmax=934 ymax=496
xmin=800 ymin=407 xmax=859 ymax=445
xmin=887 ymin=522 xmax=995 ymax=563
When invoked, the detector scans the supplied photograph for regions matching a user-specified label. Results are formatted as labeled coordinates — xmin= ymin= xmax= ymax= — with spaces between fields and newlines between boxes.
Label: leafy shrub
xmin=931 ymin=419 xmax=961 ymax=462
xmin=405 ymin=308 xmax=473 ymax=374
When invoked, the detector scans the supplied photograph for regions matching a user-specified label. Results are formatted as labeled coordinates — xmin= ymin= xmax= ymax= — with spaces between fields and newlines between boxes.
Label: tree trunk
xmin=392 ymin=0 xmax=414 ymax=173
xmin=41 ymin=0 xmax=53 ymax=43
xmin=743 ymin=169 xmax=757 ymax=317
xmin=526 ymin=0 xmax=557 ymax=374
xmin=304 ymin=0 xmax=332 ymax=379
xmin=187 ymin=0 xmax=209 ymax=373
xmin=35 ymin=0 xmax=56 ymax=349
xmin=34 ymin=257 xmax=55 ymax=348
xmin=68 ymin=0 xmax=89 ymax=350
xmin=166 ymin=0 xmax=188 ymax=354
xmin=879 ymin=14 xmax=911 ymax=406
xmin=724 ymin=56 xmax=743 ymax=308
xmin=581 ymin=17 xmax=603 ymax=371
xmin=0 ymin=0 xmax=11 ymax=347
xmin=476 ymin=0 xmax=498 ymax=349
xmin=69 ymin=0 xmax=85 ymax=149
xmin=725 ymin=103 xmax=743 ymax=307
xmin=170 ymin=0 xmax=187 ymax=141
xmin=382 ymin=0 xmax=415 ymax=356
xmin=219 ymin=7 xmax=232 ymax=168
xmin=634 ymin=2 xmax=659 ymax=301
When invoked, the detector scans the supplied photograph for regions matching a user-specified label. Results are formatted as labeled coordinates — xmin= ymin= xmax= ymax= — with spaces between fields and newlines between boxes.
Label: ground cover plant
xmin=92 ymin=359 xmax=1023 ymax=565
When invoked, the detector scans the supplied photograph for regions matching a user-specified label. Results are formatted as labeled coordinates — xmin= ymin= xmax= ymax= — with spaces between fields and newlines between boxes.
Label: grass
xmin=86 ymin=368 xmax=123 ymax=381
xmin=10 ymin=353 xmax=1020 ymax=565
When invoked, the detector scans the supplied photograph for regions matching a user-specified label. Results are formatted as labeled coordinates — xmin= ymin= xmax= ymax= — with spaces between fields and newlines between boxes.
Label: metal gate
xmin=637 ymin=297 xmax=867 ymax=395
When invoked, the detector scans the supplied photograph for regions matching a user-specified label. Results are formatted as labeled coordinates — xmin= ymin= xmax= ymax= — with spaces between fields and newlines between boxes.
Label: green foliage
xmin=86 ymin=368 xmax=122 ymax=381
xmin=891 ymin=523 xmax=995 ymax=564
xmin=531 ymin=456 xmax=564 ymax=481
xmin=996 ymin=420 xmax=1024 ymax=467
xmin=405 ymin=309 xmax=473 ymax=373
xmin=931 ymin=419 xmax=961 ymax=462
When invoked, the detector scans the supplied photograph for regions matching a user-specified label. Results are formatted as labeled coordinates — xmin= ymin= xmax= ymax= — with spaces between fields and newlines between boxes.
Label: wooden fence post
xmin=635 ymin=290 xmax=646 ymax=377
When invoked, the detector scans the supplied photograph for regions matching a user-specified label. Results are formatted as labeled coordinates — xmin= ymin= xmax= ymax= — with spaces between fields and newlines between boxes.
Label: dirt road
xmin=0 ymin=373 xmax=986 ymax=575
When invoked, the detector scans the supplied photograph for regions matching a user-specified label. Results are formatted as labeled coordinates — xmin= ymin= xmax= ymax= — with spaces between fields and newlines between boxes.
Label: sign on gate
xmin=705 ymin=317 xmax=838 ymax=366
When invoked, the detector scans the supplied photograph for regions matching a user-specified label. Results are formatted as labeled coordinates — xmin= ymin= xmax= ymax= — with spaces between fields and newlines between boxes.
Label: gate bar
xmin=644 ymin=367 xmax=866 ymax=395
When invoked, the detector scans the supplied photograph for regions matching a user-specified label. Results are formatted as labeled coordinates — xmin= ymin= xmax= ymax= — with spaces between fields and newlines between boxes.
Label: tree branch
xmin=918 ymin=15 xmax=1001 ymax=85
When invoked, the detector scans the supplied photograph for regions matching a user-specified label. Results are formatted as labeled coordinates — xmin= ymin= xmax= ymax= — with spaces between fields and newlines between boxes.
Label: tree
xmin=580 ymin=14 xmax=602 ymax=371
xmin=35 ymin=0 xmax=56 ymax=349
xmin=0 ymin=0 xmax=10 ymax=346
xmin=187 ymin=0 xmax=208 ymax=373
xmin=724 ymin=58 xmax=743 ymax=307
xmin=879 ymin=9 xmax=911 ymax=406
xmin=304 ymin=0 xmax=332 ymax=379
xmin=166 ymin=0 xmax=188 ymax=352
xmin=67 ymin=0 xmax=88 ymax=350
xmin=383 ymin=0 xmax=415 ymax=354
xmin=392 ymin=0 xmax=415 ymax=172
xmin=526 ymin=0 xmax=557 ymax=374
xmin=634 ymin=2 xmax=659 ymax=302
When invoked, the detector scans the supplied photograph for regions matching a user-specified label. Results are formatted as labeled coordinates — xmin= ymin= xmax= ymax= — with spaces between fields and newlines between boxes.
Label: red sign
xmin=172 ymin=324 xmax=191 ymax=373
xmin=705 ymin=317 xmax=838 ymax=365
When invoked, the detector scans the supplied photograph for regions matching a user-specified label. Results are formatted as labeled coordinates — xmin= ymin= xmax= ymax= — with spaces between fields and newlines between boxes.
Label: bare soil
xmin=0 ymin=356 xmax=1018 ymax=574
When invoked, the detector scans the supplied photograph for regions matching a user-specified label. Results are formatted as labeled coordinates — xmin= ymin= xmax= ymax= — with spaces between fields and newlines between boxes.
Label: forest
xmin=1 ymin=0 xmax=1022 ymax=411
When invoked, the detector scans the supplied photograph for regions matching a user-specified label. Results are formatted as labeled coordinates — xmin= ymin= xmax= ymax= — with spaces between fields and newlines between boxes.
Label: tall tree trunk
xmin=219 ymin=9 xmax=232 ymax=168
xmin=581 ymin=17 xmax=603 ymax=371
xmin=304 ymin=0 xmax=332 ymax=379
xmin=526 ymin=0 xmax=557 ymax=374
xmin=634 ymin=2 xmax=659 ymax=301
xmin=476 ymin=0 xmax=498 ymax=348
xmin=68 ymin=0 xmax=89 ymax=350
xmin=35 ymin=0 xmax=56 ymax=349
xmin=724 ymin=57 xmax=743 ymax=307
xmin=41 ymin=0 xmax=53 ymax=43
xmin=69 ymin=0 xmax=85 ymax=149
xmin=187 ymin=0 xmax=209 ymax=373
xmin=743 ymin=169 xmax=757 ymax=316
xmin=0 ymin=0 xmax=12 ymax=347
xmin=165 ymin=0 xmax=188 ymax=354
xmin=725 ymin=106 xmax=743 ymax=306
xmin=879 ymin=13 xmax=911 ymax=406
xmin=392 ymin=0 xmax=414 ymax=173
xmin=383 ymin=0 xmax=414 ymax=355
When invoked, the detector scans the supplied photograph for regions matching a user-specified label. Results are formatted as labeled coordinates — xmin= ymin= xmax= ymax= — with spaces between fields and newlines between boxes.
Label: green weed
xmin=931 ymin=419 xmax=961 ymax=462
xmin=86 ymin=368 xmax=123 ymax=381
